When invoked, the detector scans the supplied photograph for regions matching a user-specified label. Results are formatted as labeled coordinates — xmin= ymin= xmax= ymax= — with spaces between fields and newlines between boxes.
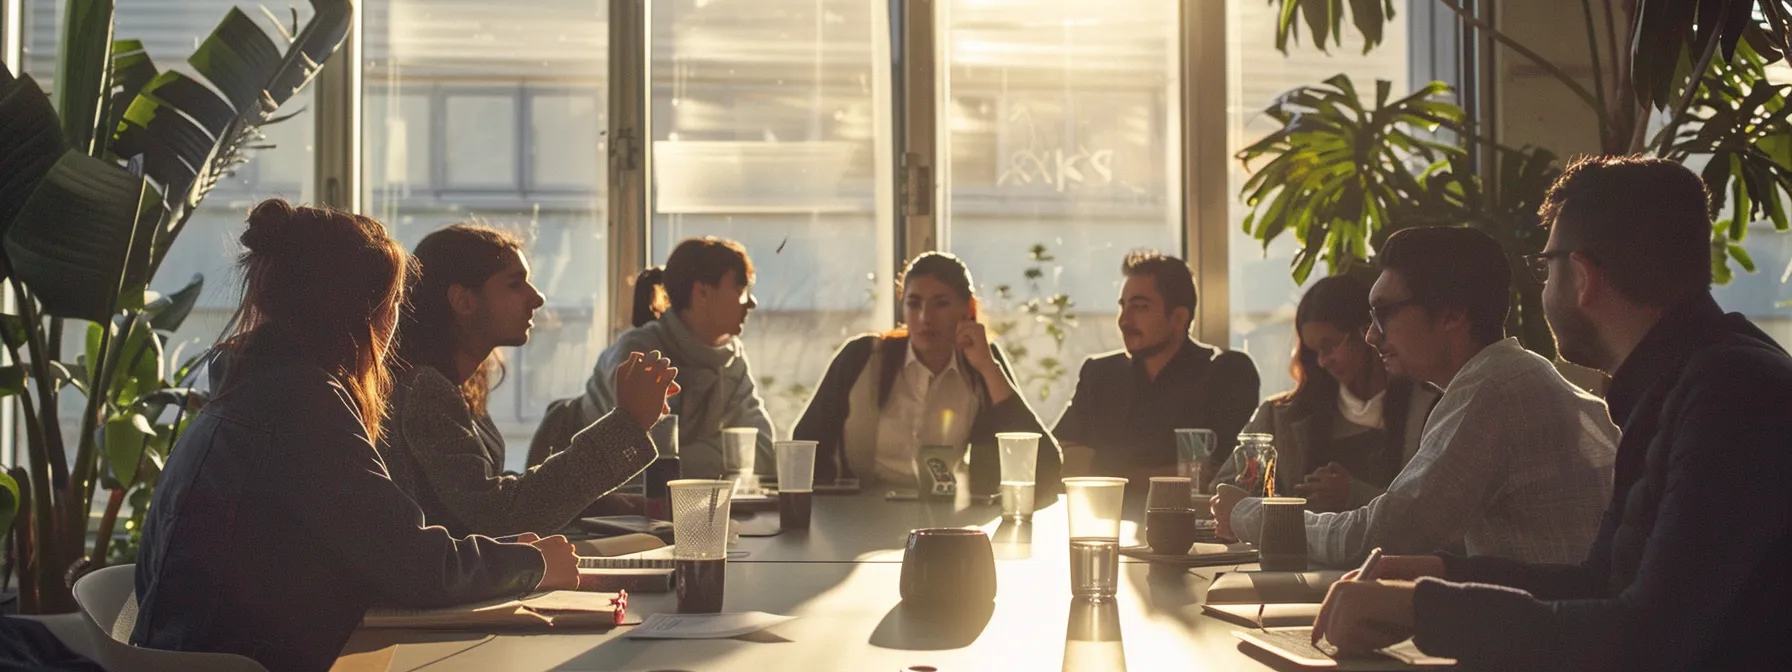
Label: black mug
xmin=899 ymin=528 xmax=997 ymax=606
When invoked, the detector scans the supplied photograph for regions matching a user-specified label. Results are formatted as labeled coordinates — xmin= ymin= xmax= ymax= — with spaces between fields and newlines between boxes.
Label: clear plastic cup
xmin=774 ymin=440 xmax=817 ymax=493
xmin=996 ymin=432 xmax=1041 ymax=521
xmin=1063 ymin=477 xmax=1128 ymax=600
xmin=722 ymin=427 xmax=759 ymax=495
xmin=669 ymin=479 xmax=736 ymax=560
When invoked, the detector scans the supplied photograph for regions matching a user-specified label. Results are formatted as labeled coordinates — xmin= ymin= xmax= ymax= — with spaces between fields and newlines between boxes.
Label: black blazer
xmin=793 ymin=334 xmax=1063 ymax=497
xmin=1054 ymin=339 xmax=1260 ymax=475
xmin=133 ymin=356 xmax=543 ymax=672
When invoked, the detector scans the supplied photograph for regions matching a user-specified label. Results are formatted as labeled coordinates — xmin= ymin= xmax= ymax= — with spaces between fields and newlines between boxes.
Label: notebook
xmin=1234 ymin=627 xmax=1455 ymax=670
xmin=1202 ymin=602 xmax=1322 ymax=629
xmin=362 ymin=591 xmax=634 ymax=630
xmin=1206 ymin=569 xmax=1350 ymax=604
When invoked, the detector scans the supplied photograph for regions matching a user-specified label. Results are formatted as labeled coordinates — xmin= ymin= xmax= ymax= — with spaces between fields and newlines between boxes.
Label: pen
xmin=1312 ymin=547 xmax=1384 ymax=645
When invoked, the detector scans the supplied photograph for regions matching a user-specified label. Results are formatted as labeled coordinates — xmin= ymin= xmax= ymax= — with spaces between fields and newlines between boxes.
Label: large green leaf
xmin=0 ymin=470 xmax=17 ymax=540
xmin=3 ymin=152 xmax=159 ymax=322
xmin=0 ymin=71 xmax=68 ymax=238
xmin=103 ymin=412 xmax=155 ymax=489
xmin=106 ymin=39 xmax=158 ymax=144
xmin=53 ymin=0 xmax=114 ymax=156
xmin=188 ymin=8 xmax=282 ymax=115
xmin=112 ymin=72 xmax=233 ymax=196
xmin=146 ymin=274 xmax=206 ymax=334
xmin=0 ymin=365 xmax=23 ymax=398
xmin=266 ymin=0 xmax=355 ymax=108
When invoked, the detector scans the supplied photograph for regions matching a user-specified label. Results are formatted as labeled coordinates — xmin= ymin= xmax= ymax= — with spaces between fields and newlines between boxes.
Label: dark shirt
xmin=133 ymin=356 xmax=545 ymax=672
xmin=1054 ymin=339 xmax=1260 ymax=475
xmin=1410 ymin=292 xmax=1792 ymax=671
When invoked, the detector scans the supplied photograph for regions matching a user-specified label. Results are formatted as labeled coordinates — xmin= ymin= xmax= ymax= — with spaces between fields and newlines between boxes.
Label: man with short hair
xmin=1054 ymin=251 xmax=1260 ymax=482
xmin=1213 ymin=226 xmax=1617 ymax=566
xmin=1312 ymin=156 xmax=1792 ymax=671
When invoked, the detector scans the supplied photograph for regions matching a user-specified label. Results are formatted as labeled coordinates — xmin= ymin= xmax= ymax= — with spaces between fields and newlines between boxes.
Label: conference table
xmin=332 ymin=491 xmax=1311 ymax=671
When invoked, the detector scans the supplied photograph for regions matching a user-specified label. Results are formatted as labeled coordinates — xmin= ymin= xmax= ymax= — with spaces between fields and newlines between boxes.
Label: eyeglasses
xmin=1369 ymin=298 xmax=1421 ymax=334
xmin=1523 ymin=249 xmax=1576 ymax=284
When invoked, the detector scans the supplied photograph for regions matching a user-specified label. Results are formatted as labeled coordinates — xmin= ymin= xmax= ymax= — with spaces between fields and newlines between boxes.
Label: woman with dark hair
xmin=793 ymin=252 xmax=1062 ymax=498
xmin=1217 ymin=275 xmax=1440 ymax=511
xmin=579 ymin=236 xmax=773 ymax=479
xmin=380 ymin=224 xmax=679 ymax=537
xmin=132 ymin=200 xmax=584 ymax=672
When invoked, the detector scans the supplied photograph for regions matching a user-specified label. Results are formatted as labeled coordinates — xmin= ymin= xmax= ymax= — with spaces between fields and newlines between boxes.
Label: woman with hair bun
xmin=131 ymin=199 xmax=580 ymax=672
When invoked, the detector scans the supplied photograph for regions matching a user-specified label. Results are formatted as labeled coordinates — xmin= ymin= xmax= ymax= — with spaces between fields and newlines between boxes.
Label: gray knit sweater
xmin=379 ymin=365 xmax=656 ymax=537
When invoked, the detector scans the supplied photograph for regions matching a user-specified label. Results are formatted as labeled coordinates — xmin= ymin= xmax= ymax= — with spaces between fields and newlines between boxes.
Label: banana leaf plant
xmin=0 ymin=0 xmax=353 ymax=613
xmin=1244 ymin=0 xmax=1792 ymax=344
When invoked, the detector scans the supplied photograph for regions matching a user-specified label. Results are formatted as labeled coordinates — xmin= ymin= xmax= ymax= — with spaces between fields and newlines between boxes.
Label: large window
xmin=942 ymin=0 xmax=1182 ymax=421
xmin=647 ymin=0 xmax=893 ymax=436
xmin=1226 ymin=0 xmax=1410 ymax=397
xmin=364 ymin=0 xmax=610 ymax=469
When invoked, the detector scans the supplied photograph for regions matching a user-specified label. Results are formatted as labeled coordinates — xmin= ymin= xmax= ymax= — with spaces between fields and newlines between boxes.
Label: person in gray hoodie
xmin=580 ymin=237 xmax=775 ymax=478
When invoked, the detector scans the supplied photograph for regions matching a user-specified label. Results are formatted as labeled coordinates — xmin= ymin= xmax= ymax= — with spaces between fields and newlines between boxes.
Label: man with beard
xmin=1213 ymin=226 xmax=1618 ymax=567
xmin=1310 ymin=156 xmax=1792 ymax=671
xmin=1054 ymin=251 xmax=1260 ymax=484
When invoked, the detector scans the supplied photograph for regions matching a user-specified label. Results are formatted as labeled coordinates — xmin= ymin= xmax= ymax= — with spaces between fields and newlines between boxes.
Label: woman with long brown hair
xmin=793 ymin=252 xmax=1062 ymax=498
xmin=131 ymin=200 xmax=585 ymax=672
xmin=1217 ymin=274 xmax=1440 ymax=511
xmin=381 ymin=224 xmax=677 ymax=536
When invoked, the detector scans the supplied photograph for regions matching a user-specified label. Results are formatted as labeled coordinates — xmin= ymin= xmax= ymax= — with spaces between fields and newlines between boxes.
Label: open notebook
xmin=362 ymin=590 xmax=633 ymax=630
xmin=1235 ymin=627 xmax=1456 ymax=670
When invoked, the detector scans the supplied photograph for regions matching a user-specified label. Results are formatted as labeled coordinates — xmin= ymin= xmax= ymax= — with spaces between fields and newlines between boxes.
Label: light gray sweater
xmin=579 ymin=311 xmax=775 ymax=478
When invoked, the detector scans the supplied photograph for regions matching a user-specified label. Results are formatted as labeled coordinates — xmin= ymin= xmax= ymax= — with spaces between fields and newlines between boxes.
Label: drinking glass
xmin=774 ymin=440 xmax=817 ymax=531
xmin=669 ymin=479 xmax=735 ymax=613
xmin=1174 ymin=428 xmax=1217 ymax=491
xmin=996 ymin=432 xmax=1041 ymax=521
xmin=1062 ymin=477 xmax=1127 ymax=600
xmin=722 ymin=427 xmax=759 ymax=496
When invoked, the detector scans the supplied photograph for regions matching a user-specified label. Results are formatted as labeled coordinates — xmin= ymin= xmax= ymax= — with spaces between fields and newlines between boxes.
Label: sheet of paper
xmin=622 ymin=612 xmax=796 ymax=639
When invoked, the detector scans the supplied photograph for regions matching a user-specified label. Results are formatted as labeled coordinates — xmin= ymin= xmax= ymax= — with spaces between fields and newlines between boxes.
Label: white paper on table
xmin=622 ymin=612 xmax=796 ymax=639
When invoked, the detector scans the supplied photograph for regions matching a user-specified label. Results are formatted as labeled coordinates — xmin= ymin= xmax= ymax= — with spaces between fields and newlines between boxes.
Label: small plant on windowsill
xmin=985 ymin=243 xmax=1077 ymax=407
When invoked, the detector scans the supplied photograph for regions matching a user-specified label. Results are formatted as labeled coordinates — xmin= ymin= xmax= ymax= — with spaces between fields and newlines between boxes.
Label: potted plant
xmin=1240 ymin=0 xmax=1792 ymax=357
xmin=0 ymin=0 xmax=354 ymax=613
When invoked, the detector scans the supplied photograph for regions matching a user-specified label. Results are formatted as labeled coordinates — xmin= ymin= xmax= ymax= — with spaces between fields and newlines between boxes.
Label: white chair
xmin=9 ymin=563 xmax=270 ymax=672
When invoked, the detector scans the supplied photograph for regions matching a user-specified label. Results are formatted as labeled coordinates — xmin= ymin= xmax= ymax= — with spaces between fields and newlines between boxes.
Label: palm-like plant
xmin=0 ymin=0 xmax=353 ymax=613
xmin=1242 ymin=0 xmax=1792 ymax=351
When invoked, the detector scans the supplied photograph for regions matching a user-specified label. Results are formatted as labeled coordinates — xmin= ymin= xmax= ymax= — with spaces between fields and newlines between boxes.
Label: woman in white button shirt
xmin=1217 ymin=275 xmax=1440 ymax=512
xmin=793 ymin=252 xmax=1062 ymax=500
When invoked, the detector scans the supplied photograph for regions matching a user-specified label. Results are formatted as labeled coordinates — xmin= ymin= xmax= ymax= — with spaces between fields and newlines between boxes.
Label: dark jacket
xmin=1411 ymin=292 xmax=1792 ymax=671
xmin=793 ymin=334 xmax=1063 ymax=497
xmin=378 ymin=365 xmax=655 ymax=537
xmin=1054 ymin=339 xmax=1260 ymax=475
xmin=133 ymin=357 xmax=545 ymax=672
xmin=1223 ymin=379 xmax=1441 ymax=510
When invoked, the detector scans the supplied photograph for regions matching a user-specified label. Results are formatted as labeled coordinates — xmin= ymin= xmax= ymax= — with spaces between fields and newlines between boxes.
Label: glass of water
xmin=722 ymin=427 xmax=759 ymax=495
xmin=1062 ymin=476 xmax=1128 ymax=600
xmin=996 ymin=432 xmax=1041 ymax=521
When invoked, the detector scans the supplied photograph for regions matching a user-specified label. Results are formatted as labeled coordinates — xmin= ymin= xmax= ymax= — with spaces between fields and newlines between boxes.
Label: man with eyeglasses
xmin=1311 ymin=156 xmax=1792 ymax=671
xmin=1212 ymin=226 xmax=1618 ymax=569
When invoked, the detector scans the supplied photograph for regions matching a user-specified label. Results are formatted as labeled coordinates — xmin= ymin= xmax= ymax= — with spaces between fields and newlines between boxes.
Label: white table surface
xmin=334 ymin=494 xmax=1300 ymax=672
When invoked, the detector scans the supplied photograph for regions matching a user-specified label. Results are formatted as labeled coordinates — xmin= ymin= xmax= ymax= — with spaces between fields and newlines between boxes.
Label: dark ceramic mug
xmin=899 ymin=528 xmax=997 ymax=606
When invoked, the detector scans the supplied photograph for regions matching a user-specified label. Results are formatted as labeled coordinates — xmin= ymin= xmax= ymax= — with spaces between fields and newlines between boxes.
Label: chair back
xmin=527 ymin=396 xmax=583 ymax=468
xmin=72 ymin=564 xmax=138 ymax=642
xmin=57 ymin=564 xmax=269 ymax=672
